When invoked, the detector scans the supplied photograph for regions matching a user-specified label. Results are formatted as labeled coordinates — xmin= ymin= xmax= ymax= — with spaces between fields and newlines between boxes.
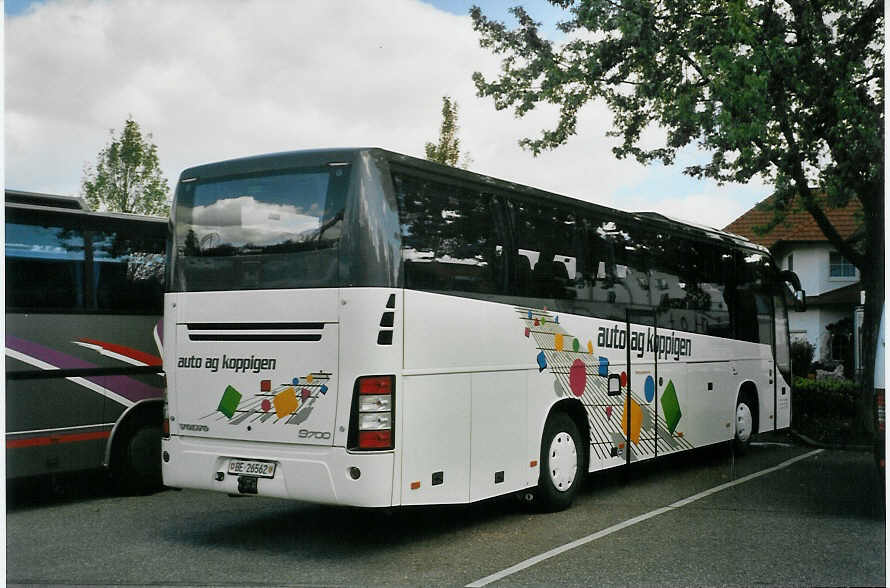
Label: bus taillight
xmin=350 ymin=375 xmax=395 ymax=451
xmin=162 ymin=387 xmax=170 ymax=439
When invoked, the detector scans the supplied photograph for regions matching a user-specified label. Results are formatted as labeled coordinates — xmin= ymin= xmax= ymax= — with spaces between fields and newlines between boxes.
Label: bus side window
xmin=733 ymin=252 xmax=775 ymax=344
xmin=5 ymin=218 xmax=85 ymax=311
xmin=509 ymin=200 xmax=579 ymax=306
xmin=393 ymin=173 xmax=499 ymax=297
xmin=93 ymin=230 xmax=166 ymax=313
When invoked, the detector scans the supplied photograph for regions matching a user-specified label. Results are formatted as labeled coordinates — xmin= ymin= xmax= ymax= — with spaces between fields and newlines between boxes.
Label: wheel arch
xmin=545 ymin=398 xmax=590 ymax=471
xmin=736 ymin=380 xmax=760 ymax=434
xmin=103 ymin=398 xmax=164 ymax=468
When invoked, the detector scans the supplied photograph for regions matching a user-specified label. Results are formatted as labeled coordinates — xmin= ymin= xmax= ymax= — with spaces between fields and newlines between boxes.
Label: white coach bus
xmin=161 ymin=148 xmax=803 ymax=511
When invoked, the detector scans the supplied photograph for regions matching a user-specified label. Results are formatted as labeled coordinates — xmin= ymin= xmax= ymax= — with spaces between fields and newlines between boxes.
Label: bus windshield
xmin=171 ymin=166 xmax=350 ymax=292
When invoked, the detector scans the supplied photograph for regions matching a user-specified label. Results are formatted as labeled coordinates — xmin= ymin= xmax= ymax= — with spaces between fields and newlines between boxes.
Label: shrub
xmin=792 ymin=376 xmax=858 ymax=419
xmin=791 ymin=339 xmax=815 ymax=376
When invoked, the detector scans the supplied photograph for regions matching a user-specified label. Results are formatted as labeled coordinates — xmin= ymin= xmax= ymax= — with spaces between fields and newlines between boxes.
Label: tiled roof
xmin=723 ymin=194 xmax=862 ymax=249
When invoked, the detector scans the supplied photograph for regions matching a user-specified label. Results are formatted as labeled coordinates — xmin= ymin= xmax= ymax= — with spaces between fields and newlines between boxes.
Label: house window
xmin=829 ymin=252 xmax=855 ymax=278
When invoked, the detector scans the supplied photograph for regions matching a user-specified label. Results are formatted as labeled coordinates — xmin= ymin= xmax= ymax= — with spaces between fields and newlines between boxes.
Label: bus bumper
xmin=161 ymin=436 xmax=394 ymax=507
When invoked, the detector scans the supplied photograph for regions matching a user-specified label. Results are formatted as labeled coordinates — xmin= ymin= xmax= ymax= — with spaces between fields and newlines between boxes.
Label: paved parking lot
xmin=6 ymin=436 xmax=885 ymax=586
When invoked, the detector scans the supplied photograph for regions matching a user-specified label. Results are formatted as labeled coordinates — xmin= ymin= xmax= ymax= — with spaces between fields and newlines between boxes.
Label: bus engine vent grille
xmin=186 ymin=322 xmax=324 ymax=342
xmin=377 ymin=294 xmax=396 ymax=345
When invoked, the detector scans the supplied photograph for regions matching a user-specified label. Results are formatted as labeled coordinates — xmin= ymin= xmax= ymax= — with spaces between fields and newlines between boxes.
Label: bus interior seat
xmin=532 ymin=258 xmax=572 ymax=299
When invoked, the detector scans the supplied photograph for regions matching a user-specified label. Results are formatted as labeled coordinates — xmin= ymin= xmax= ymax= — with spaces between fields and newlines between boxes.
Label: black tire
xmin=112 ymin=420 xmax=163 ymax=495
xmin=536 ymin=412 xmax=583 ymax=512
xmin=733 ymin=394 xmax=756 ymax=454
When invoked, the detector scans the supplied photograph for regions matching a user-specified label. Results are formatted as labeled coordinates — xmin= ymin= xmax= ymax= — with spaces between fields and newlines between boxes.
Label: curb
xmin=790 ymin=428 xmax=872 ymax=452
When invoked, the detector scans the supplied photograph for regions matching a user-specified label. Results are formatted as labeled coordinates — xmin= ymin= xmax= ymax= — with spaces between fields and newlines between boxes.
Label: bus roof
xmin=6 ymin=189 xmax=87 ymax=210
xmin=178 ymin=147 xmax=769 ymax=256
xmin=5 ymin=189 xmax=168 ymax=225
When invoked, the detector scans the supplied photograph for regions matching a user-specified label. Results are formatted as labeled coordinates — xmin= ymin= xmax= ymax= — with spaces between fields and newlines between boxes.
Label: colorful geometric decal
xmin=569 ymin=359 xmax=586 ymax=397
xmin=201 ymin=371 xmax=332 ymax=428
xmin=218 ymin=385 xmax=242 ymax=419
xmin=515 ymin=306 xmax=694 ymax=464
xmin=661 ymin=380 xmax=682 ymax=434
xmin=621 ymin=396 xmax=643 ymax=445
xmin=598 ymin=356 xmax=609 ymax=376
xmin=644 ymin=375 xmax=656 ymax=403
xmin=273 ymin=387 xmax=298 ymax=419
xmin=536 ymin=351 xmax=548 ymax=372
xmin=641 ymin=404 xmax=653 ymax=431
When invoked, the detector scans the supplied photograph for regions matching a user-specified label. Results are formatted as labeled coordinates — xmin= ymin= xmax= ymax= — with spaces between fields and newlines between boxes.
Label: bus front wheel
xmin=536 ymin=412 xmax=582 ymax=511
xmin=734 ymin=395 xmax=756 ymax=453
xmin=112 ymin=419 xmax=163 ymax=495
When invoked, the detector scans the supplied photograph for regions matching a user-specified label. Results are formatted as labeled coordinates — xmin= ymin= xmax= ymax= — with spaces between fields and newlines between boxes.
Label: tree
xmin=81 ymin=117 xmax=170 ymax=216
xmin=471 ymin=0 xmax=883 ymax=430
xmin=425 ymin=96 xmax=472 ymax=168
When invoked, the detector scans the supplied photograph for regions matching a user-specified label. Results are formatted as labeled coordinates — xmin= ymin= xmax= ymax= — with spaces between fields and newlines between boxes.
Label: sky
xmin=4 ymin=0 xmax=772 ymax=229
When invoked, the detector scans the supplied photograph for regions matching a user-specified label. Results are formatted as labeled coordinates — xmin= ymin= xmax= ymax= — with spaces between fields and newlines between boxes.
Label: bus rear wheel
xmin=536 ymin=412 xmax=582 ymax=511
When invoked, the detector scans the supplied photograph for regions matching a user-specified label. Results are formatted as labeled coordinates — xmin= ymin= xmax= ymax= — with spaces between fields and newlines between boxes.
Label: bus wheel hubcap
xmin=549 ymin=432 xmax=577 ymax=492
xmin=736 ymin=403 xmax=753 ymax=443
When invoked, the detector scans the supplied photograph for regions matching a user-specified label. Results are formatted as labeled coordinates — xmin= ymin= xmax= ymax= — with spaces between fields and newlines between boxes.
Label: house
xmin=723 ymin=195 xmax=863 ymax=368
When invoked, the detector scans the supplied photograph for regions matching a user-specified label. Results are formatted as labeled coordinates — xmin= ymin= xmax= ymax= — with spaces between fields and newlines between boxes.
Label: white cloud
xmin=5 ymin=0 xmax=768 ymax=228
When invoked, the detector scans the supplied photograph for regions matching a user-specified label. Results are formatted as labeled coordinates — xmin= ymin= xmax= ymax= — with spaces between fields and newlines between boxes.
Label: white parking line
xmin=466 ymin=449 xmax=824 ymax=587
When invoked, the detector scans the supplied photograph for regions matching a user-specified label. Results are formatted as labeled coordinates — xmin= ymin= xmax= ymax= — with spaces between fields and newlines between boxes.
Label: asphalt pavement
xmin=6 ymin=434 xmax=885 ymax=586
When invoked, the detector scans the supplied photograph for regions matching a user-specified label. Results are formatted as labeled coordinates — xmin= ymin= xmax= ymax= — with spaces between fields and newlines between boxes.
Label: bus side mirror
xmin=780 ymin=270 xmax=806 ymax=312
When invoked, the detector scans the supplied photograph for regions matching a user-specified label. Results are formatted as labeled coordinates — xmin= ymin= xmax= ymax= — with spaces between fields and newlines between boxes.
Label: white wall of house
xmin=780 ymin=243 xmax=859 ymax=296
xmin=789 ymin=306 xmax=851 ymax=362
xmin=780 ymin=243 xmax=859 ymax=363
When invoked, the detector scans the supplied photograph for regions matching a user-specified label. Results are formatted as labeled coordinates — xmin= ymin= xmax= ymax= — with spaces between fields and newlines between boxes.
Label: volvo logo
xmin=179 ymin=423 xmax=210 ymax=432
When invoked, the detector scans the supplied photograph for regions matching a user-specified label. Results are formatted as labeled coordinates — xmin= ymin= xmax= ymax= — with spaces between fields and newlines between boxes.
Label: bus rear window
xmin=172 ymin=166 xmax=349 ymax=292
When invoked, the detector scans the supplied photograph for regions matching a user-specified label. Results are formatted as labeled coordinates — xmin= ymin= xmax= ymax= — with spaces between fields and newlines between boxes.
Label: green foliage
xmin=425 ymin=96 xmax=472 ymax=168
xmin=472 ymin=1 xmax=884 ymax=429
xmin=82 ymin=118 xmax=170 ymax=216
xmin=792 ymin=376 xmax=858 ymax=418
xmin=791 ymin=339 xmax=815 ymax=376
xmin=470 ymin=1 xmax=882 ymax=272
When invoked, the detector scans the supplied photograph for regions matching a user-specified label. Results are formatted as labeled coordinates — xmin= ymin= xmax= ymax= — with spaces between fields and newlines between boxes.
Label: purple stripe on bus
xmin=155 ymin=318 xmax=164 ymax=346
xmin=5 ymin=335 xmax=162 ymax=403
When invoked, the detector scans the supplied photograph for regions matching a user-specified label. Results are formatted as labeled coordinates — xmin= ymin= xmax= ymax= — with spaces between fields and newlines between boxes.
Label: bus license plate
xmin=228 ymin=459 xmax=276 ymax=478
